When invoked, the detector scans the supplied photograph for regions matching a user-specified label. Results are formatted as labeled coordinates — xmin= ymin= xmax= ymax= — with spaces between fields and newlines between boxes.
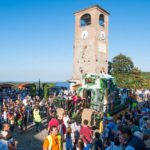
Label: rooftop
xmin=75 ymin=5 xmax=110 ymax=15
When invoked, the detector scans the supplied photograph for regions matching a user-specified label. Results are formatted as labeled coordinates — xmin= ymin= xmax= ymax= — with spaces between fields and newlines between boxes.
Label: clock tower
xmin=72 ymin=5 xmax=109 ymax=81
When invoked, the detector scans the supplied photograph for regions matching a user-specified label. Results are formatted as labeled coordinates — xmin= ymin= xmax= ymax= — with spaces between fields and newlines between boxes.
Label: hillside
xmin=141 ymin=72 xmax=150 ymax=79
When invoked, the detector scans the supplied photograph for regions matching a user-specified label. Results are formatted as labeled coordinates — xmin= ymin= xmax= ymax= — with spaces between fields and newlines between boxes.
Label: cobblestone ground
xmin=12 ymin=119 xmax=48 ymax=150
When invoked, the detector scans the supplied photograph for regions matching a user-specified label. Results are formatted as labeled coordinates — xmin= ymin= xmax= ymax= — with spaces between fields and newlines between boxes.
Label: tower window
xmin=99 ymin=14 xmax=104 ymax=27
xmin=80 ymin=14 xmax=91 ymax=27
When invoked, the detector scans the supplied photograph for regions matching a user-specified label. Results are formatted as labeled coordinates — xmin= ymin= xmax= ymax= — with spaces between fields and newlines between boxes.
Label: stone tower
xmin=72 ymin=5 xmax=109 ymax=81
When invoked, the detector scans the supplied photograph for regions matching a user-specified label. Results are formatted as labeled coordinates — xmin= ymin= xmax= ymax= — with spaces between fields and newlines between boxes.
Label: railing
xmin=53 ymin=98 xmax=128 ymax=125
xmin=54 ymin=98 xmax=127 ymax=111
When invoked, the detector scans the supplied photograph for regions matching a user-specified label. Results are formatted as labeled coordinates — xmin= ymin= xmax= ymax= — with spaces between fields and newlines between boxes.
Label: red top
xmin=80 ymin=126 xmax=92 ymax=144
xmin=72 ymin=95 xmax=78 ymax=104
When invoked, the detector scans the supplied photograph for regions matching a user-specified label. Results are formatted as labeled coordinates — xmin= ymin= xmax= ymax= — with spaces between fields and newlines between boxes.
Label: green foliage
xmin=111 ymin=54 xmax=147 ymax=89
xmin=43 ymin=83 xmax=55 ymax=99
xmin=108 ymin=61 xmax=112 ymax=74
xmin=114 ymin=72 xmax=144 ymax=89
xmin=112 ymin=54 xmax=134 ymax=74
xmin=142 ymin=78 xmax=150 ymax=89
xmin=100 ymin=79 xmax=107 ymax=90
xmin=141 ymin=72 xmax=150 ymax=80
xmin=29 ymin=84 xmax=36 ymax=98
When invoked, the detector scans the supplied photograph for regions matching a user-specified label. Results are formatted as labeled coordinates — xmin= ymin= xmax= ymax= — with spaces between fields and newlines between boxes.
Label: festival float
xmin=76 ymin=73 xmax=116 ymax=112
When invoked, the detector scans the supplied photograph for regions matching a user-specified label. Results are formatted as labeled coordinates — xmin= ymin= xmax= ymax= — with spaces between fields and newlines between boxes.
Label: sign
xmin=85 ymin=78 xmax=95 ymax=84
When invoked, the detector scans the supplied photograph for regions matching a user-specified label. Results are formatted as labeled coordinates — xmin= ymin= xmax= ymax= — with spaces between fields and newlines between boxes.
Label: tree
xmin=111 ymin=54 xmax=144 ymax=89
xmin=108 ymin=61 xmax=112 ymax=74
xmin=130 ymin=67 xmax=144 ymax=89
xmin=143 ymin=79 xmax=150 ymax=88
xmin=43 ymin=83 xmax=55 ymax=99
xmin=29 ymin=84 xmax=36 ymax=98
xmin=112 ymin=54 xmax=134 ymax=74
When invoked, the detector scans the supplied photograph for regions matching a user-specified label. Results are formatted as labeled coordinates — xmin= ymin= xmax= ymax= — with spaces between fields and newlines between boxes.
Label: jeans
xmin=0 ymin=118 xmax=2 ymax=130
xmin=35 ymin=122 xmax=41 ymax=131
xmin=84 ymin=143 xmax=92 ymax=150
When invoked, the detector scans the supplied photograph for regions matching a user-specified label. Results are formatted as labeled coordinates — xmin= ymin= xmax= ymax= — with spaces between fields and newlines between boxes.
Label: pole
xmin=39 ymin=78 xmax=40 ymax=97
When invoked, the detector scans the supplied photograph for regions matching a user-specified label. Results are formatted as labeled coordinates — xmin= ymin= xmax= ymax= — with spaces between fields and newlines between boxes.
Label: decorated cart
xmin=76 ymin=73 xmax=116 ymax=112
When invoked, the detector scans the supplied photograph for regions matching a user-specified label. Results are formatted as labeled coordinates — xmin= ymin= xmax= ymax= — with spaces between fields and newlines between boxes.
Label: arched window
xmin=99 ymin=14 xmax=104 ymax=27
xmin=80 ymin=14 xmax=91 ymax=27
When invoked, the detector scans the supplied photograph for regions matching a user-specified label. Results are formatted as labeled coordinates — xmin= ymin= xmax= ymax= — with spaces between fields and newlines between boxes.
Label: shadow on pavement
xmin=12 ymin=119 xmax=48 ymax=150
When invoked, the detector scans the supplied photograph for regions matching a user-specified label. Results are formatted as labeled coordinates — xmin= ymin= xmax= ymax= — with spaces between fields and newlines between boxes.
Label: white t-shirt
xmin=3 ymin=111 xmax=7 ymax=120
xmin=63 ymin=115 xmax=70 ymax=128
xmin=71 ymin=123 xmax=80 ymax=140
xmin=1 ymin=131 xmax=8 ymax=137
xmin=71 ymin=123 xmax=80 ymax=133
xmin=23 ymin=99 xmax=27 ymax=106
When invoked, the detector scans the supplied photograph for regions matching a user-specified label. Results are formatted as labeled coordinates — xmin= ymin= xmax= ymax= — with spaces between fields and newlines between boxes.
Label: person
xmin=0 ymin=123 xmax=10 ymax=139
xmin=105 ymin=137 xmax=121 ymax=150
xmin=43 ymin=125 xmax=62 ymax=150
xmin=119 ymin=126 xmax=145 ymax=150
xmin=103 ymin=138 xmax=111 ymax=150
xmin=77 ymin=138 xmax=84 ymax=150
xmin=17 ymin=108 xmax=23 ymax=132
xmin=58 ymin=119 xmax=66 ymax=142
xmin=48 ymin=114 xmax=59 ymax=134
xmin=80 ymin=120 xmax=93 ymax=150
xmin=33 ymin=106 xmax=42 ymax=132
xmin=72 ymin=93 xmax=78 ymax=112
xmin=0 ymin=123 xmax=17 ymax=150
xmin=143 ymin=120 xmax=150 ymax=149
xmin=0 ymin=140 xmax=8 ymax=150
xmin=3 ymin=108 xmax=8 ymax=123
xmin=127 ymin=119 xmax=139 ymax=134
xmin=92 ymin=132 xmax=103 ymax=150
xmin=22 ymin=106 xmax=28 ymax=130
xmin=63 ymin=111 xmax=70 ymax=128
xmin=71 ymin=120 xmax=80 ymax=149
xmin=65 ymin=127 xmax=73 ymax=150
xmin=7 ymin=112 xmax=15 ymax=132
xmin=47 ymin=105 xmax=55 ymax=121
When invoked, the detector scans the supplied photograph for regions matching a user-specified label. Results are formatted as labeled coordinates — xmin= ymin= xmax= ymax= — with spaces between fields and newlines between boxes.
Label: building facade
xmin=72 ymin=5 xmax=109 ymax=81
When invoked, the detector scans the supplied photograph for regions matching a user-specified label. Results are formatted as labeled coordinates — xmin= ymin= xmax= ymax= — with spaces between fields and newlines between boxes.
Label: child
xmin=92 ymin=132 xmax=103 ymax=150
xmin=77 ymin=138 xmax=84 ymax=150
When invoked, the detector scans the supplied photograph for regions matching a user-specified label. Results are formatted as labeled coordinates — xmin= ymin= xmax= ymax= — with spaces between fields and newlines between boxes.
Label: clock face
xmin=100 ymin=31 xmax=106 ymax=40
xmin=81 ymin=30 xmax=88 ymax=40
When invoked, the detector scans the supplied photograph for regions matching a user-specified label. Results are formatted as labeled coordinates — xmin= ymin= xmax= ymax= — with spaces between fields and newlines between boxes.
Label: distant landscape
xmin=0 ymin=72 xmax=149 ymax=86
xmin=141 ymin=72 xmax=150 ymax=80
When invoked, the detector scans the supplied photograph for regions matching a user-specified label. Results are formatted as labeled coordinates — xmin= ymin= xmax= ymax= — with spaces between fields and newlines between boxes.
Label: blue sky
xmin=0 ymin=0 xmax=150 ymax=82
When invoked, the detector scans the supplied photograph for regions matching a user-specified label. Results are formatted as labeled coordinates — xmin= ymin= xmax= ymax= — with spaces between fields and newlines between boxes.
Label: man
xmin=33 ymin=106 xmax=42 ymax=132
xmin=80 ymin=119 xmax=93 ymax=150
xmin=0 ymin=123 xmax=17 ymax=150
xmin=92 ymin=132 xmax=102 ymax=150
xmin=119 ymin=126 xmax=145 ymax=150
xmin=127 ymin=119 xmax=139 ymax=133
xmin=0 ymin=140 xmax=8 ymax=150
xmin=143 ymin=120 xmax=150 ymax=149
xmin=43 ymin=125 xmax=62 ymax=150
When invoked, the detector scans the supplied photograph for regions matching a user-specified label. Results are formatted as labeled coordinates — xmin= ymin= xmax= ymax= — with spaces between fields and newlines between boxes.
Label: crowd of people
xmin=0 ymin=87 xmax=149 ymax=150
xmin=43 ymin=97 xmax=150 ymax=150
